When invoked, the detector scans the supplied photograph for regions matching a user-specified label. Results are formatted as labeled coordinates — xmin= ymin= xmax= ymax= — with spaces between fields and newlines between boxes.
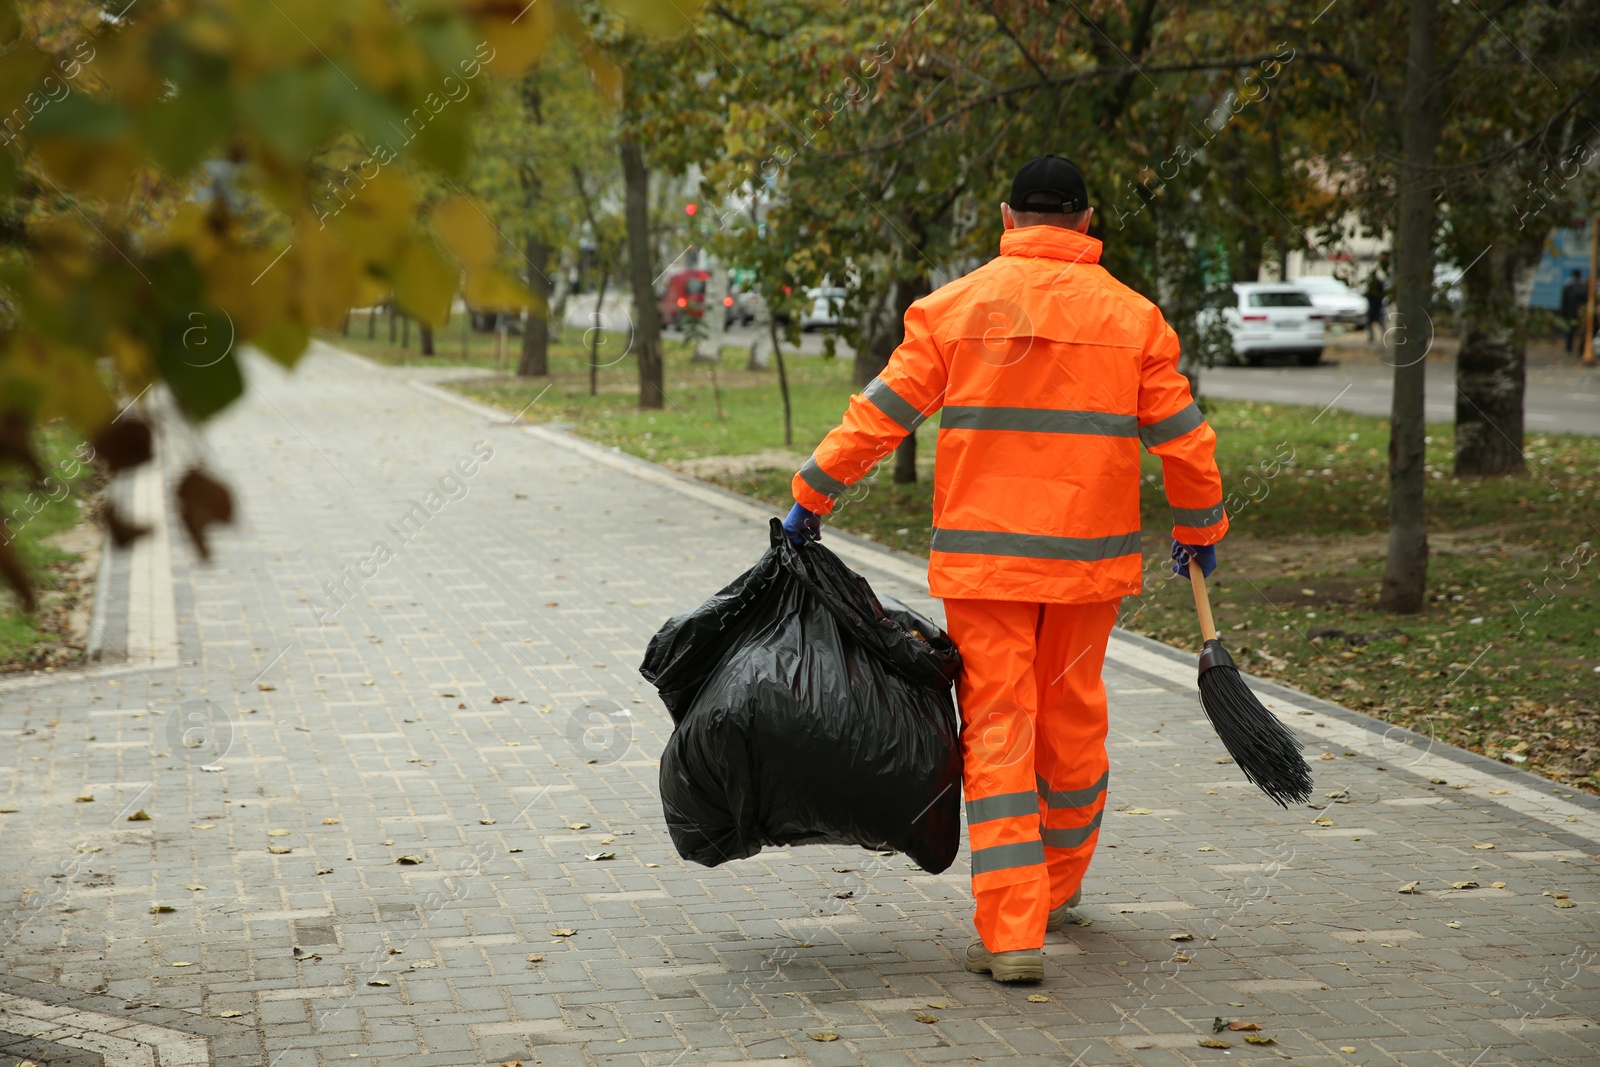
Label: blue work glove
xmin=1171 ymin=539 xmax=1217 ymax=578
xmin=782 ymin=503 xmax=822 ymax=548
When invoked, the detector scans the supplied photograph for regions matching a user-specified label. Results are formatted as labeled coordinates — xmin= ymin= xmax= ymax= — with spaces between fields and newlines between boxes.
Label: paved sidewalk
xmin=1 ymin=344 xmax=1597 ymax=1067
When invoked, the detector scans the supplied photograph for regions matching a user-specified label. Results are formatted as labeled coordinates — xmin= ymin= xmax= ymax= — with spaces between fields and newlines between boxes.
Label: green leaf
xmin=242 ymin=68 xmax=337 ymax=161
xmin=141 ymin=54 xmax=234 ymax=177
xmin=0 ymin=0 xmax=20 ymax=46
xmin=29 ymin=93 xmax=130 ymax=141
xmin=252 ymin=318 xmax=311 ymax=368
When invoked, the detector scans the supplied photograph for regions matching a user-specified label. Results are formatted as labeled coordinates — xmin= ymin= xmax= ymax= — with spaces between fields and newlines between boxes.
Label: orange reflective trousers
xmin=943 ymin=597 xmax=1119 ymax=954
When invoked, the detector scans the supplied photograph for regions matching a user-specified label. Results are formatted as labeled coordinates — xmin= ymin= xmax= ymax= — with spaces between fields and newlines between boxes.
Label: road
xmin=1202 ymin=358 xmax=1600 ymax=436
xmin=0 ymin=344 xmax=1596 ymax=1066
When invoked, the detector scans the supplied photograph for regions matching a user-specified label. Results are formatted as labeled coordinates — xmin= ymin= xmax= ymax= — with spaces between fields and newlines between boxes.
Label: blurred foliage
xmin=0 ymin=0 xmax=697 ymax=604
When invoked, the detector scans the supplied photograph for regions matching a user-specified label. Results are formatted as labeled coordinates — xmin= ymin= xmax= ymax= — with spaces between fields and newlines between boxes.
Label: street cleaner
xmin=782 ymin=156 xmax=1228 ymax=984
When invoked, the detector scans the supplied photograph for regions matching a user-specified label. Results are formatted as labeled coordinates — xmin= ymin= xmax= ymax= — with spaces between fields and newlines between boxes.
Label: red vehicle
xmin=660 ymin=269 xmax=710 ymax=329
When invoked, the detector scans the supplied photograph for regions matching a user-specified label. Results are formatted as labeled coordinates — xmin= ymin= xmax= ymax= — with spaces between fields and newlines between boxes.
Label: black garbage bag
xmin=640 ymin=519 xmax=964 ymax=874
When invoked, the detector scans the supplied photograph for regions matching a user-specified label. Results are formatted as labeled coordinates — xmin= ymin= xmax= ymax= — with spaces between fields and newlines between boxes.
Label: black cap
xmin=1009 ymin=154 xmax=1089 ymax=214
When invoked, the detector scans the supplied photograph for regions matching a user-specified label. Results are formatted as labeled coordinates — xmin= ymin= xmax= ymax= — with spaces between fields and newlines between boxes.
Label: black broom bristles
xmin=1197 ymin=639 xmax=1313 ymax=807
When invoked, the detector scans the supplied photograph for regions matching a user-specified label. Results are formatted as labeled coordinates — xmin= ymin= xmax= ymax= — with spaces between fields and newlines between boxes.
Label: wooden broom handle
xmin=1187 ymin=556 xmax=1218 ymax=642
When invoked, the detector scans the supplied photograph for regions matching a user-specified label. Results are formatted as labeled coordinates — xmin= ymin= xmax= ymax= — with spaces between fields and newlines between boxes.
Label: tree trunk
xmin=770 ymin=317 xmax=792 ymax=446
xmin=893 ymin=431 xmax=917 ymax=484
xmin=1380 ymin=0 xmax=1440 ymax=614
xmin=518 ymin=235 xmax=552 ymax=377
xmin=619 ymin=136 xmax=664 ymax=409
xmin=420 ymin=324 xmax=434 ymax=356
xmin=589 ymin=272 xmax=609 ymax=398
xmin=388 ymin=303 xmax=396 ymax=342
xmin=401 ymin=315 xmax=410 ymax=350
xmin=368 ymin=305 xmax=377 ymax=339
xmin=1454 ymin=244 xmax=1526 ymax=475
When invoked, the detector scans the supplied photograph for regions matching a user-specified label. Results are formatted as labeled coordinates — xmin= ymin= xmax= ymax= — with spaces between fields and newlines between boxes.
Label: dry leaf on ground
xmin=1198 ymin=1038 xmax=1231 ymax=1048
xmin=1228 ymin=1021 xmax=1260 ymax=1031
xmin=550 ymin=927 xmax=576 ymax=937
xmin=1399 ymin=880 xmax=1421 ymax=894
xmin=128 ymin=810 xmax=151 ymax=821
xmin=395 ymin=855 xmax=424 ymax=865
xmin=914 ymin=1013 xmax=937 ymax=1023
xmin=1026 ymin=994 xmax=1051 ymax=1002
xmin=808 ymin=1032 xmax=839 ymax=1042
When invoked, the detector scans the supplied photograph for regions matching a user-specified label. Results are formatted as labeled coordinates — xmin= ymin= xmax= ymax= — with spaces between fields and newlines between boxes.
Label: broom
xmin=1186 ymin=557 xmax=1313 ymax=807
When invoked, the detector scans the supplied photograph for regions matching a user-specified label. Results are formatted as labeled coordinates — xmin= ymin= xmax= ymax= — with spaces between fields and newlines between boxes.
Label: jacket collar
xmin=999 ymin=225 xmax=1102 ymax=265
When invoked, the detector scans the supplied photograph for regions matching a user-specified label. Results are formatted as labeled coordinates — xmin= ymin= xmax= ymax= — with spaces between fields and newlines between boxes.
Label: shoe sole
xmin=963 ymin=955 xmax=1044 ymax=982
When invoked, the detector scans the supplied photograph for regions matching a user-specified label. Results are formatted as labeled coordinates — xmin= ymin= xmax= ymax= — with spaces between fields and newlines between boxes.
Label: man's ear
xmin=1075 ymin=207 xmax=1094 ymax=234
xmin=1001 ymin=202 xmax=1015 ymax=230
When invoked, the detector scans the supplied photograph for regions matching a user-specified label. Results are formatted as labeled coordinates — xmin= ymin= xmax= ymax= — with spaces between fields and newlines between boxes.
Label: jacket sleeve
xmin=1137 ymin=310 xmax=1229 ymax=545
xmin=791 ymin=302 xmax=948 ymax=515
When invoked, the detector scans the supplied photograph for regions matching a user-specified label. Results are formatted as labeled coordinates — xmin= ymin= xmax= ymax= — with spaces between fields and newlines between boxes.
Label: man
xmin=782 ymin=156 xmax=1228 ymax=983
xmin=1365 ymin=275 xmax=1386 ymax=344
xmin=1561 ymin=269 xmax=1588 ymax=356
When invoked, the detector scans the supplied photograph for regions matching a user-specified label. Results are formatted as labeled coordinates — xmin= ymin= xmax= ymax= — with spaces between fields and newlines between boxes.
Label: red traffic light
xmin=677 ymin=297 xmax=688 ymax=307
xmin=723 ymin=296 xmax=734 ymax=307
xmin=685 ymin=203 xmax=698 ymax=216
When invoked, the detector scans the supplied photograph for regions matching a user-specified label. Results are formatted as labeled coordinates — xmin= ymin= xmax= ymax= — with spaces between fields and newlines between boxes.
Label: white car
xmin=800 ymin=287 xmax=846 ymax=332
xmin=1291 ymin=275 xmax=1367 ymax=325
xmin=1198 ymin=283 xmax=1327 ymax=366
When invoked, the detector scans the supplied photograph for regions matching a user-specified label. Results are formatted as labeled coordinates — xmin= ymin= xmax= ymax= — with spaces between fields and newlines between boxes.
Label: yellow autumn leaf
xmin=391 ymin=237 xmax=456 ymax=328
xmin=432 ymin=195 xmax=499 ymax=271
xmin=476 ymin=0 xmax=555 ymax=77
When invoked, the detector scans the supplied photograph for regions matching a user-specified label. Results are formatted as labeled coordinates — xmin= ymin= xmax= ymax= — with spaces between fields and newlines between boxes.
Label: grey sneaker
xmin=1045 ymin=888 xmax=1083 ymax=932
xmin=963 ymin=938 xmax=1044 ymax=983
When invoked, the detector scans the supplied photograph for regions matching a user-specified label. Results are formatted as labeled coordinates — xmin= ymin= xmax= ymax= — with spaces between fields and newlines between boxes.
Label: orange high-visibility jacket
xmin=791 ymin=226 xmax=1228 ymax=604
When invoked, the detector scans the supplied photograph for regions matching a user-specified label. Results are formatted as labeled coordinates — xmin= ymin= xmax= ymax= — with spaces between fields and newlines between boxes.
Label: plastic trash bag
xmin=640 ymin=519 xmax=964 ymax=874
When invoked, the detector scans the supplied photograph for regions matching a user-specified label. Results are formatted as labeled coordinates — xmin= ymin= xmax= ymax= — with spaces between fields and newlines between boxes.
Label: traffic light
xmin=684 ymin=203 xmax=698 ymax=216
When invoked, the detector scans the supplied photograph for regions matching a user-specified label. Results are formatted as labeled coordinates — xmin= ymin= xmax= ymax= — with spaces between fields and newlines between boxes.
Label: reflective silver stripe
xmin=965 ymin=791 xmax=1039 ymax=825
xmin=1042 ymin=810 xmax=1105 ymax=850
xmin=970 ymin=839 xmax=1046 ymax=876
xmin=1035 ymin=770 xmax=1109 ymax=810
xmin=1172 ymin=503 xmax=1225 ymax=528
xmin=798 ymin=454 xmax=848 ymax=499
xmin=940 ymin=406 xmax=1138 ymax=438
xmin=1139 ymin=401 xmax=1205 ymax=447
xmin=863 ymin=377 xmax=929 ymax=433
xmin=930 ymin=527 xmax=1140 ymax=562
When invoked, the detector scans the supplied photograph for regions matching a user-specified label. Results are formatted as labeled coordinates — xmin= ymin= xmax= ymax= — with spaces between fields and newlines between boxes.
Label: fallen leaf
xmin=1228 ymin=1021 xmax=1260 ymax=1031
xmin=526 ymin=954 xmax=543 ymax=963
xmin=1488 ymin=788 xmax=1508 ymax=795
xmin=1197 ymin=845 xmax=1214 ymax=852
xmin=644 ymin=862 xmax=660 ymax=868
xmin=1473 ymin=843 xmax=1496 ymax=850
xmin=600 ymin=836 xmax=615 ymax=844
xmin=1126 ymin=807 xmax=1154 ymax=815
xmin=566 ymin=821 xmax=590 ymax=830
xmin=550 ymin=927 xmax=576 ymax=937
xmin=808 ymin=1032 xmax=839 ymax=1042
xmin=367 ymin=979 xmax=390 ymax=987
xmin=1026 ymin=994 xmax=1051 ymax=1002
xmin=1172 ymin=954 xmax=1193 ymax=963
xmin=322 ymin=818 xmax=340 ymax=825
xmin=1314 ymin=817 xmax=1336 ymax=826
xmin=257 ymin=683 xmax=275 ymax=691
xmin=492 ymin=695 xmax=514 ymax=703
xmin=184 ymin=884 xmax=205 ymax=891
xmin=1073 ymin=915 xmax=1093 ymax=926
xmin=1198 ymin=1038 xmax=1231 ymax=1048
xmin=1399 ymin=880 xmax=1421 ymax=894
xmin=1430 ymin=777 xmax=1447 ymax=784
xmin=76 ymin=844 xmax=101 ymax=853
xmin=1170 ymin=933 xmax=1194 ymax=941
xmin=1451 ymin=881 xmax=1480 ymax=890
xmin=1243 ymin=1035 xmax=1275 ymax=1045
xmin=1319 ymin=752 xmax=1336 ymax=761
xmin=316 ymin=868 xmax=333 ymax=875
xmin=480 ymin=818 xmax=497 ymax=825
xmin=150 ymin=905 xmax=176 ymax=914
xmin=267 ymin=846 xmax=292 ymax=855
xmin=1446 ymin=922 xmax=1462 ymax=929
xmin=586 ymin=851 xmax=617 ymax=861
xmin=194 ymin=823 xmax=216 ymax=830
xmin=75 ymin=795 xmax=94 ymax=803
xmin=926 ymin=1002 xmax=946 ymax=1009
xmin=268 ymin=828 xmax=291 ymax=837
xmin=1555 ymin=900 xmax=1576 ymax=908
xmin=834 ymin=890 xmax=854 ymax=899
xmin=171 ymin=961 xmax=194 ymax=967
xmin=128 ymin=809 xmax=152 ymax=821
xmin=1340 ymin=1047 xmax=1358 ymax=1054
xmin=1491 ymin=881 xmax=1507 ymax=889
xmin=216 ymin=1010 xmax=244 ymax=1018
xmin=914 ymin=1013 xmax=938 ymax=1023
xmin=500 ymin=1061 xmax=524 ymax=1067
xmin=0 ymin=806 xmax=17 ymax=813
xmin=396 ymin=855 xmax=424 ymax=865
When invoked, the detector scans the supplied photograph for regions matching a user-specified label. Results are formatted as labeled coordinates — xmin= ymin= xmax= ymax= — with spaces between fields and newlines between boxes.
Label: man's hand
xmin=783 ymin=503 xmax=822 ymax=548
xmin=1171 ymin=539 xmax=1217 ymax=578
